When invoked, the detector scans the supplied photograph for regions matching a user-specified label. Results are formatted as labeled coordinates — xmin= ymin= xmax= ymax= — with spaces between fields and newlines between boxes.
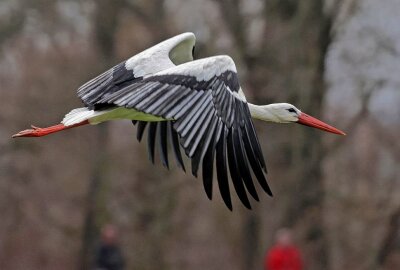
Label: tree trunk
xmin=78 ymin=1 xmax=123 ymax=269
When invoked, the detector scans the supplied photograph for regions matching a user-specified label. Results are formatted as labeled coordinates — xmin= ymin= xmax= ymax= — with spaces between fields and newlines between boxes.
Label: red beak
xmin=297 ymin=113 xmax=345 ymax=135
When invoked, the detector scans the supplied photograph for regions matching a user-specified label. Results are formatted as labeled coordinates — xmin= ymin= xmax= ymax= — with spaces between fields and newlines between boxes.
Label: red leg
xmin=12 ymin=120 xmax=89 ymax=138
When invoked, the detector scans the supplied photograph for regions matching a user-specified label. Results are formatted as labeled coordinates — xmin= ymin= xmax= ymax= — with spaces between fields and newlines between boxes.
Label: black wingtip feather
xmin=227 ymin=129 xmax=252 ymax=210
xmin=158 ymin=122 xmax=169 ymax=169
xmin=242 ymin=125 xmax=273 ymax=197
xmin=191 ymin=158 xmax=198 ymax=177
xmin=136 ymin=121 xmax=148 ymax=142
xmin=216 ymin=128 xmax=233 ymax=210
xmin=234 ymin=104 xmax=259 ymax=202
xmin=202 ymin=135 xmax=216 ymax=201
xmin=147 ymin=122 xmax=157 ymax=164
xmin=243 ymin=105 xmax=268 ymax=171
xmin=168 ymin=122 xmax=186 ymax=172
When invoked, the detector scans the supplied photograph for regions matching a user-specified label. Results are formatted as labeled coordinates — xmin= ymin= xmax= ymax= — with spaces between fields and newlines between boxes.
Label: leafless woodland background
xmin=0 ymin=0 xmax=399 ymax=269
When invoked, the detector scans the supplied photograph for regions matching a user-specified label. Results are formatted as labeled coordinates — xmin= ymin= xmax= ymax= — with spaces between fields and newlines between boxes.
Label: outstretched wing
xmin=77 ymin=61 xmax=140 ymax=108
xmin=96 ymin=56 xmax=271 ymax=210
xmin=77 ymin=32 xmax=196 ymax=108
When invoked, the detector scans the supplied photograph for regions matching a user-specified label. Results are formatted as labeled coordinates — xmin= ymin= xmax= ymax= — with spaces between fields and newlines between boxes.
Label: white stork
xmin=13 ymin=32 xmax=345 ymax=210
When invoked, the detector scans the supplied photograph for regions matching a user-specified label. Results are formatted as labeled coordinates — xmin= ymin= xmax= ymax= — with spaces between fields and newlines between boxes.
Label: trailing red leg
xmin=12 ymin=120 xmax=89 ymax=138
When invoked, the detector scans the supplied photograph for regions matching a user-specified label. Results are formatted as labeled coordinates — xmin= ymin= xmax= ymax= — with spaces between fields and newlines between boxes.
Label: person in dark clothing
xmin=95 ymin=224 xmax=125 ymax=270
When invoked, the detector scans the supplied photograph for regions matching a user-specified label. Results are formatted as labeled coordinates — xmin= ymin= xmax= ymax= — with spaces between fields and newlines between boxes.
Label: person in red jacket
xmin=265 ymin=228 xmax=303 ymax=270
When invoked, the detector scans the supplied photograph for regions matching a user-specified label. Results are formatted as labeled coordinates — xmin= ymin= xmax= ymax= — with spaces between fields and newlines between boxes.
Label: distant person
xmin=95 ymin=224 xmax=125 ymax=270
xmin=265 ymin=228 xmax=303 ymax=270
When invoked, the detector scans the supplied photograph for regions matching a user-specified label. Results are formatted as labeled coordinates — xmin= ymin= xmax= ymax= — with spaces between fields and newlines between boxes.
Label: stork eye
xmin=287 ymin=108 xmax=296 ymax=113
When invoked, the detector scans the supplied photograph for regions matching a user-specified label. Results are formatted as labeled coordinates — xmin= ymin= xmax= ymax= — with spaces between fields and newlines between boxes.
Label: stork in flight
xmin=13 ymin=33 xmax=345 ymax=210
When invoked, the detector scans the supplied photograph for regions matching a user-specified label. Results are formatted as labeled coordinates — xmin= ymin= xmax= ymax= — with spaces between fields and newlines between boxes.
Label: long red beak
xmin=297 ymin=113 xmax=346 ymax=135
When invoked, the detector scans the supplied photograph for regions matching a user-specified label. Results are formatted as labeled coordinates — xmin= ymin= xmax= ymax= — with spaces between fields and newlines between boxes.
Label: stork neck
xmin=248 ymin=103 xmax=279 ymax=122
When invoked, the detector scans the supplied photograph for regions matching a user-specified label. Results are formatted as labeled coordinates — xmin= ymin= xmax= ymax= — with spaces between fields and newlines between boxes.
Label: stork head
xmin=250 ymin=103 xmax=345 ymax=135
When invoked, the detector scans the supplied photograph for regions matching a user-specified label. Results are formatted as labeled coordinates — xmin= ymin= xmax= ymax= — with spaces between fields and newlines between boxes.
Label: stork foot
xmin=12 ymin=125 xmax=49 ymax=138
xmin=12 ymin=120 xmax=90 ymax=138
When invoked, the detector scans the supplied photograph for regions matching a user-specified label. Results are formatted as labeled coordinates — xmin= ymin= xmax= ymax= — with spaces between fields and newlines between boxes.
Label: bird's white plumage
xmin=232 ymin=88 xmax=246 ymax=102
xmin=153 ymin=55 xmax=237 ymax=82
xmin=62 ymin=107 xmax=95 ymax=126
xmin=248 ymin=103 xmax=301 ymax=123
xmin=125 ymin=32 xmax=195 ymax=77
xmin=62 ymin=107 xmax=166 ymax=126
xmin=237 ymin=87 xmax=246 ymax=101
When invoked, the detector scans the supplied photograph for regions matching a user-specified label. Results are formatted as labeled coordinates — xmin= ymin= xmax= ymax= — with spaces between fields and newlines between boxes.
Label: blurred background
xmin=1 ymin=0 xmax=399 ymax=269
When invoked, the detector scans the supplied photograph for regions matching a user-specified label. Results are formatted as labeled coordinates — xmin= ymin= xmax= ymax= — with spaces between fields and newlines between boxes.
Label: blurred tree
xmin=79 ymin=1 xmax=124 ymax=269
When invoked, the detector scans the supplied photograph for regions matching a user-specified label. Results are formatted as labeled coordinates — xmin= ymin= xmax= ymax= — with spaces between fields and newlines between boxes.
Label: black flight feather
xmin=202 ymin=121 xmax=218 ymax=200
xmin=158 ymin=121 xmax=169 ymax=169
xmin=216 ymin=127 xmax=232 ymax=210
xmin=242 ymin=122 xmax=272 ymax=196
xmin=136 ymin=121 xmax=148 ymax=142
xmin=147 ymin=122 xmax=157 ymax=164
xmin=234 ymin=124 xmax=259 ymax=201
xmin=227 ymin=128 xmax=251 ymax=209
xmin=168 ymin=122 xmax=186 ymax=172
